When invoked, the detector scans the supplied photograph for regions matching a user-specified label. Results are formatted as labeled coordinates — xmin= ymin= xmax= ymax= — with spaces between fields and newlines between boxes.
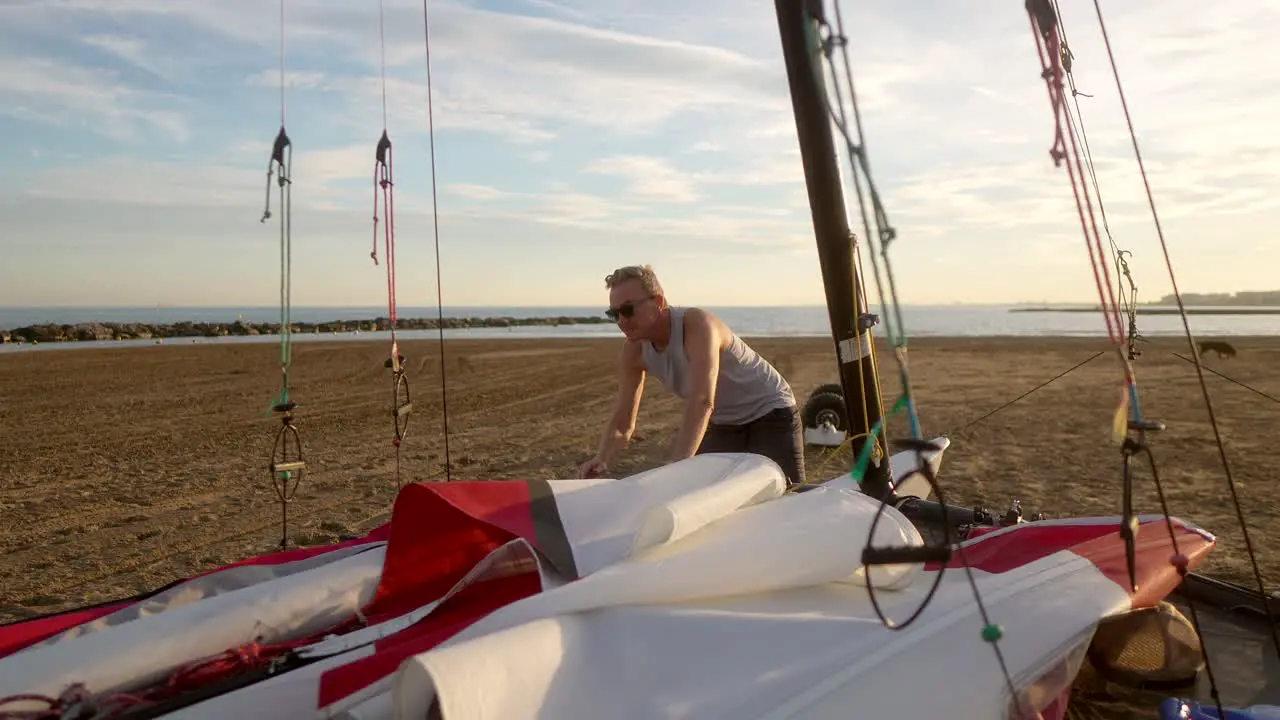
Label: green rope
xmin=851 ymin=394 xmax=908 ymax=484
xmin=804 ymin=14 xmax=922 ymax=441
xmin=275 ymin=162 xmax=293 ymax=413
xmin=802 ymin=8 xmax=1028 ymax=718
xmin=261 ymin=127 xmax=293 ymax=417
xmin=268 ymin=159 xmax=293 ymax=416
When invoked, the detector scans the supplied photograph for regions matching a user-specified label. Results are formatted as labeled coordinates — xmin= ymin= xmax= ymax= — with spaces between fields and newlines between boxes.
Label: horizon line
xmin=0 ymin=302 xmax=1104 ymax=310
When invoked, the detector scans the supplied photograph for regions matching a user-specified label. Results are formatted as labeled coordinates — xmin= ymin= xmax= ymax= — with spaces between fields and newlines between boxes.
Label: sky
xmin=1 ymin=0 xmax=1276 ymax=309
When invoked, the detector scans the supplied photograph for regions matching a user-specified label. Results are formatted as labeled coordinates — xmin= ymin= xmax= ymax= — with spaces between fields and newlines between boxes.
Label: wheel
xmin=811 ymin=382 xmax=844 ymax=399
xmin=802 ymin=391 xmax=847 ymax=431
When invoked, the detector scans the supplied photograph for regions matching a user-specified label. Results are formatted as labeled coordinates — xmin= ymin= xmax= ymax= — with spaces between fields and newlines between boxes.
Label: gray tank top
xmin=640 ymin=307 xmax=796 ymax=425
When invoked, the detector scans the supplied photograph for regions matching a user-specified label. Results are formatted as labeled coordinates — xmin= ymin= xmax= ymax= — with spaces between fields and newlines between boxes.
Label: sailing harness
xmin=260 ymin=0 xmax=305 ymax=551
xmin=372 ymin=0 xmax=412 ymax=489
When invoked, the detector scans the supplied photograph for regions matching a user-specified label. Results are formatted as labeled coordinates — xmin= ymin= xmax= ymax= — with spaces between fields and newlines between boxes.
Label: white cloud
xmin=0 ymin=57 xmax=188 ymax=142
xmin=80 ymin=33 xmax=172 ymax=80
xmin=20 ymin=0 xmax=788 ymax=145
xmin=243 ymin=69 xmax=329 ymax=92
xmin=518 ymin=0 xmax=591 ymax=24
xmin=445 ymin=183 xmax=513 ymax=201
xmin=437 ymin=182 xmax=806 ymax=248
xmin=242 ymin=71 xmax=557 ymax=145
xmin=16 ymin=143 xmax=388 ymax=217
xmin=583 ymin=155 xmax=700 ymax=204
xmin=275 ymin=2 xmax=786 ymax=145
xmin=21 ymin=157 xmax=259 ymax=207
xmin=296 ymin=144 xmax=380 ymax=186
xmin=538 ymin=192 xmax=629 ymax=224
xmin=2 ymin=0 xmax=1277 ymax=307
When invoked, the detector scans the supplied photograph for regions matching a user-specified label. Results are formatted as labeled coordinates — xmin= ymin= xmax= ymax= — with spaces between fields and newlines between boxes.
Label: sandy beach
xmin=2 ymin=334 xmax=1278 ymax=625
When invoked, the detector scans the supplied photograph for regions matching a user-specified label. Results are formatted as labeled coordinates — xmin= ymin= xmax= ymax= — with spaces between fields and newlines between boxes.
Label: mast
xmin=774 ymin=0 xmax=892 ymax=501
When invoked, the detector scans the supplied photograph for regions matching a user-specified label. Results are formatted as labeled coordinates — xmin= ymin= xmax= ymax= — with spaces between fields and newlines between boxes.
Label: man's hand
xmin=578 ymin=456 xmax=608 ymax=479
xmin=585 ymin=342 xmax=646 ymax=476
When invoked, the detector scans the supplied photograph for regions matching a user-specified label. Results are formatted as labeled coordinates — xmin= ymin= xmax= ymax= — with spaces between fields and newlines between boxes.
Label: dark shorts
xmin=696 ymin=405 xmax=806 ymax=487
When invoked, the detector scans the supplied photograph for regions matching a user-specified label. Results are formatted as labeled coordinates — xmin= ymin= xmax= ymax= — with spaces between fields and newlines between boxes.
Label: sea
xmin=3 ymin=305 xmax=1280 ymax=355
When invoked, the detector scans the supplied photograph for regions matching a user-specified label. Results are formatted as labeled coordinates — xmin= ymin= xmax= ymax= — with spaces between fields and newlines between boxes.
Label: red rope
xmin=1089 ymin=0 xmax=1280 ymax=673
xmin=384 ymin=148 xmax=398 ymax=356
xmin=371 ymin=162 xmax=382 ymax=266
xmin=1026 ymin=7 xmax=1126 ymax=349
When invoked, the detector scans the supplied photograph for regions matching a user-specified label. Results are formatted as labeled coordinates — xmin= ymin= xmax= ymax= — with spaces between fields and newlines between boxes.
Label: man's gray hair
xmin=604 ymin=265 xmax=663 ymax=296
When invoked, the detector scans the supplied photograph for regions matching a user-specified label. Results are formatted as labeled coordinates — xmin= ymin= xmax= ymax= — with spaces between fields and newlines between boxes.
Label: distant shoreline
xmin=1010 ymin=306 xmax=1280 ymax=316
xmin=4 ymin=304 xmax=1278 ymax=348
xmin=1 ymin=315 xmax=612 ymax=344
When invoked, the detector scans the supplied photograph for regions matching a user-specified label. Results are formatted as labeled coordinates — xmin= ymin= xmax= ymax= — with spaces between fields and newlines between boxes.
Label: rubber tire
xmin=802 ymin=391 xmax=847 ymax=432
xmin=811 ymin=382 xmax=844 ymax=399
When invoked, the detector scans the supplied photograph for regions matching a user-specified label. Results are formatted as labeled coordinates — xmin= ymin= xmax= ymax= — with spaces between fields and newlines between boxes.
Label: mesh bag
xmin=1087 ymin=601 xmax=1204 ymax=690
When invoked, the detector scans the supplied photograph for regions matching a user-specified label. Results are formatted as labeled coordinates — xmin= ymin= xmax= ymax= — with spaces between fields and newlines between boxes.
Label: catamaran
xmin=0 ymin=0 xmax=1276 ymax=718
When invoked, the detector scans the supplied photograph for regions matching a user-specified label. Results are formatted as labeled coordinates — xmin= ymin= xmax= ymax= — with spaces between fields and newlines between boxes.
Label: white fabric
xmin=453 ymin=484 xmax=921 ymax=646
xmin=6 ymin=447 xmax=1194 ymax=720
xmin=627 ymin=454 xmax=791 ymax=556
xmin=887 ymin=435 xmax=949 ymax=500
xmin=556 ymin=452 xmax=787 ymax=576
xmin=172 ymin=539 xmax=562 ymax=720
xmin=383 ymin=486 xmax=943 ymax=719
xmin=0 ymin=546 xmax=386 ymax=709
xmin=385 ymin=551 xmax=1126 ymax=720
xmin=174 ymin=453 xmax=786 ymax=720
xmin=28 ymin=543 xmax=387 ymax=651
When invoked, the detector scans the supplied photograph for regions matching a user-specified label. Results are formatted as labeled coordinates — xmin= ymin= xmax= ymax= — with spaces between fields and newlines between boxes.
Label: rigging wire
xmin=422 ymin=0 xmax=453 ymax=482
xmin=940 ymin=0 xmax=1141 ymax=435
xmin=948 ymin=351 xmax=1106 ymax=436
xmin=1026 ymin=1 xmax=1277 ymax=714
xmin=1087 ymin=0 xmax=1280 ymax=662
xmin=850 ymin=236 xmax=885 ymax=469
xmin=1049 ymin=0 xmax=1143 ymax=359
xmin=1027 ymin=17 xmax=1126 ymax=352
xmin=1024 ymin=0 xmax=1136 ymax=461
xmin=262 ymin=3 xmax=295 ymax=410
xmin=379 ymin=0 xmax=388 ymax=131
xmin=796 ymin=8 xmax=887 ymax=472
xmin=788 ymin=243 xmax=885 ymax=492
xmin=260 ymin=0 xmax=305 ymax=550
xmin=263 ymin=14 xmax=295 ymax=413
xmin=1169 ymin=353 xmax=1280 ymax=405
xmin=1116 ymin=250 xmax=1143 ymax=359
xmin=812 ymin=87 xmax=882 ymax=469
xmin=279 ymin=0 xmax=285 ymax=128
xmin=372 ymin=0 xmax=412 ymax=489
xmin=814 ymin=7 xmax=921 ymax=443
xmin=804 ymin=4 xmax=1028 ymax=715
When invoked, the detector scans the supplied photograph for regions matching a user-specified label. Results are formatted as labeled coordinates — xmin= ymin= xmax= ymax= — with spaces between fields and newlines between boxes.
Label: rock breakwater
xmin=1 ymin=315 xmax=613 ymax=343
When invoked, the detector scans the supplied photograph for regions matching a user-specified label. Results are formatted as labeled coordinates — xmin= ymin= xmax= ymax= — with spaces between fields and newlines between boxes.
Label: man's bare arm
xmin=593 ymin=341 xmax=646 ymax=466
xmin=668 ymin=310 xmax=721 ymax=461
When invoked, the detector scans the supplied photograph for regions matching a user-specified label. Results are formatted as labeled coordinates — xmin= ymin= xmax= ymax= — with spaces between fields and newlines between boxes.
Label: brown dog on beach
xmin=1197 ymin=340 xmax=1237 ymax=359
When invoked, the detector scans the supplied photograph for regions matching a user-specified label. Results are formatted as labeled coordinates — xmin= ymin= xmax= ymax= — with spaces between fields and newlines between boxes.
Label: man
xmin=578 ymin=264 xmax=806 ymax=486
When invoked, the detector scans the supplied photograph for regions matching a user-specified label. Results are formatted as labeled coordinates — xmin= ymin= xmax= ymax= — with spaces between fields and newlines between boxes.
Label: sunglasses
xmin=606 ymin=297 xmax=650 ymax=322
